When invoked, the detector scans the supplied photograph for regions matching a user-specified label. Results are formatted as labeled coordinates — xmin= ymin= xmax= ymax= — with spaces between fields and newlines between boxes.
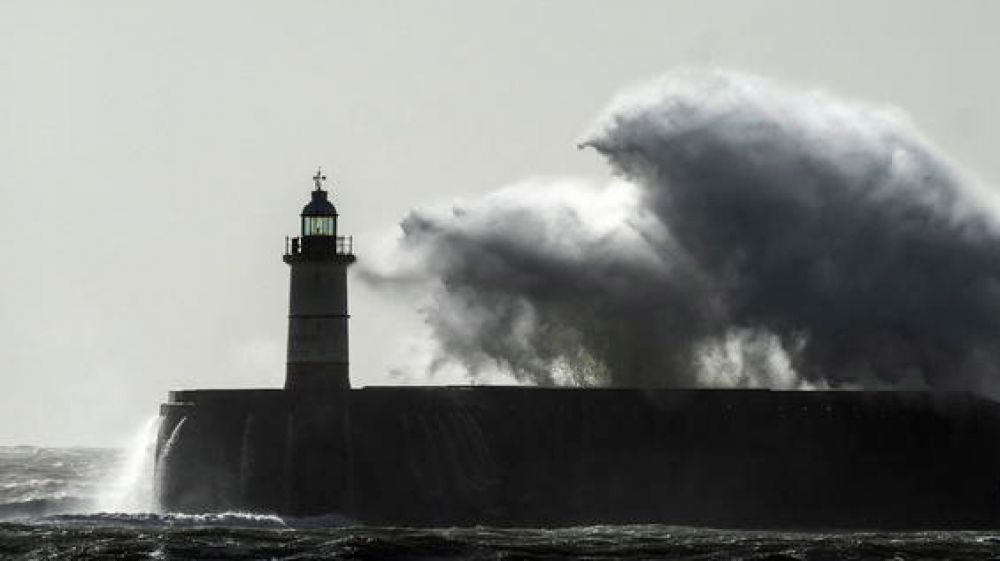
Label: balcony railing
xmin=336 ymin=236 xmax=353 ymax=255
xmin=285 ymin=235 xmax=354 ymax=257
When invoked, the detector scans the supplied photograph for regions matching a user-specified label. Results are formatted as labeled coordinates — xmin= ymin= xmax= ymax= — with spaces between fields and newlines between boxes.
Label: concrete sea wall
xmin=156 ymin=388 xmax=1000 ymax=528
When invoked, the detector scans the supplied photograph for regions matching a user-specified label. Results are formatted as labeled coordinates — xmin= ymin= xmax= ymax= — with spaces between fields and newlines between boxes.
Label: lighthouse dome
xmin=302 ymin=189 xmax=338 ymax=217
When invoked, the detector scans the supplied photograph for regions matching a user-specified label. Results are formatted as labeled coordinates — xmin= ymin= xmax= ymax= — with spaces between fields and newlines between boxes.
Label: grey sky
xmin=2 ymin=0 xmax=1000 ymax=446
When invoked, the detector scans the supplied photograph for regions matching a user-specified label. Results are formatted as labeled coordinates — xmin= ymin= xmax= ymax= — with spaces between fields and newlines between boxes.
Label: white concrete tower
xmin=283 ymin=169 xmax=356 ymax=391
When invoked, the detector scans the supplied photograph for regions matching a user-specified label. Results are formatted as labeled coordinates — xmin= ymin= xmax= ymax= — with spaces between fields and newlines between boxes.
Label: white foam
xmin=39 ymin=511 xmax=290 ymax=528
xmin=92 ymin=416 xmax=161 ymax=513
xmin=36 ymin=511 xmax=357 ymax=529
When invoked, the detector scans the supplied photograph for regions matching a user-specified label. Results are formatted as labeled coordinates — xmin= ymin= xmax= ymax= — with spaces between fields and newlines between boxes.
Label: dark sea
xmin=2 ymin=441 xmax=1000 ymax=560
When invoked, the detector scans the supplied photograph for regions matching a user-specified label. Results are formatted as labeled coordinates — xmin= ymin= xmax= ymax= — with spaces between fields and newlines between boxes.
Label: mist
xmin=364 ymin=70 xmax=1000 ymax=394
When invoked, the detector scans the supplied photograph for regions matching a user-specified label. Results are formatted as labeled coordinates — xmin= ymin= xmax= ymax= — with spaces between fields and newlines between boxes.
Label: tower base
xmin=285 ymin=362 xmax=350 ymax=391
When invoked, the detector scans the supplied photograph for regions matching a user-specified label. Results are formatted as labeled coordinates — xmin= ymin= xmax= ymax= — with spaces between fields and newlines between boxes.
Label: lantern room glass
xmin=303 ymin=215 xmax=336 ymax=237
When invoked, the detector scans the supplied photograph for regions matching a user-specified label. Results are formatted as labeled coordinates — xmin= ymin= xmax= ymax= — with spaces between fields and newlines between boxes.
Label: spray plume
xmin=363 ymin=70 xmax=1000 ymax=394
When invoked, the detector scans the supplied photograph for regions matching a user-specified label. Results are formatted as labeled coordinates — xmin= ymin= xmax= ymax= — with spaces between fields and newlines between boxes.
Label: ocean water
xmin=2 ymin=446 xmax=1000 ymax=559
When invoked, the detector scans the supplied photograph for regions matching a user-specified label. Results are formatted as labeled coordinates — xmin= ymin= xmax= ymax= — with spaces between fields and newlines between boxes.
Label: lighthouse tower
xmin=283 ymin=169 xmax=356 ymax=391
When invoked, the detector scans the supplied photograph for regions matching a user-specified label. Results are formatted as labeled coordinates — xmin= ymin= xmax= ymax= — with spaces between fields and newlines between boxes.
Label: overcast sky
xmin=3 ymin=0 xmax=1000 ymax=446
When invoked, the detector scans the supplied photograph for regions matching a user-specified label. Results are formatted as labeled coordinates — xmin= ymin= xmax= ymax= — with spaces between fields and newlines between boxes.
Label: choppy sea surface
xmin=3 ymin=444 xmax=1000 ymax=560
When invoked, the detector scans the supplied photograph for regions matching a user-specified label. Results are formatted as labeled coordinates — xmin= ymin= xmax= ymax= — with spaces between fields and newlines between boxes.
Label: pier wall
xmin=156 ymin=388 xmax=1000 ymax=528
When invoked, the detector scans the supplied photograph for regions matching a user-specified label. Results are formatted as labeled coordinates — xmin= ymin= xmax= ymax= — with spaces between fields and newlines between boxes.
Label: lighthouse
xmin=283 ymin=168 xmax=356 ymax=391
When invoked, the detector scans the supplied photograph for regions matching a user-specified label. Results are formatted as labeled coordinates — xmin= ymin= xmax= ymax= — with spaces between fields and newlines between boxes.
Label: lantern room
xmin=301 ymin=169 xmax=338 ymax=237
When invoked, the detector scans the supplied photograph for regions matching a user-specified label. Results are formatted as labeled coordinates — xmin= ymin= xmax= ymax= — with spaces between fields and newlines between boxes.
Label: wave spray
xmin=93 ymin=416 xmax=161 ymax=513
